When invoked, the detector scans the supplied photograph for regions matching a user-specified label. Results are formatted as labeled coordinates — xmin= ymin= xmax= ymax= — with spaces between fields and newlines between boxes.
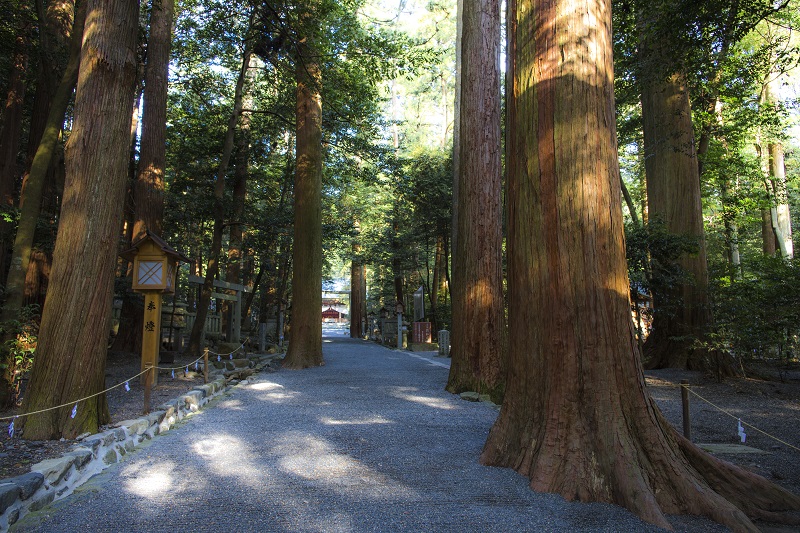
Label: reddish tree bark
xmin=21 ymin=0 xmax=139 ymax=439
xmin=131 ymin=0 xmax=174 ymax=241
xmin=481 ymin=0 xmax=800 ymax=530
xmin=0 ymin=0 xmax=85 ymax=407
xmin=349 ymin=232 xmax=365 ymax=339
xmin=283 ymin=31 xmax=323 ymax=369
xmin=446 ymin=0 xmax=505 ymax=402
xmin=641 ymin=69 xmax=713 ymax=370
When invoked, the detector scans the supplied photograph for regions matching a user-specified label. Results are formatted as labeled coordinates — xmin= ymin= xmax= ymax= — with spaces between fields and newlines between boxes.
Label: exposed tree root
xmin=677 ymin=434 xmax=800 ymax=528
xmin=482 ymin=395 xmax=800 ymax=533
xmin=643 ymin=332 xmax=740 ymax=379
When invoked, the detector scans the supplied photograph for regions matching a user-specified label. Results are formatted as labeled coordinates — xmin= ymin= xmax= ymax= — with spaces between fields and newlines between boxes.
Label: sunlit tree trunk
xmin=21 ymin=0 xmax=139 ymax=439
xmin=131 ymin=0 xmax=174 ymax=241
xmin=763 ymin=75 xmax=793 ymax=259
xmin=446 ymin=0 xmax=504 ymax=402
xmin=482 ymin=0 xmax=800 ymax=530
xmin=283 ymin=32 xmax=323 ymax=368
xmin=767 ymin=140 xmax=793 ymax=259
xmin=109 ymin=62 xmax=146 ymax=355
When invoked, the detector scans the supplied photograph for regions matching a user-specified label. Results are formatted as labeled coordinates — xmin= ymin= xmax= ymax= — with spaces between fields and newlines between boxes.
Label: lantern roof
xmin=119 ymin=230 xmax=191 ymax=263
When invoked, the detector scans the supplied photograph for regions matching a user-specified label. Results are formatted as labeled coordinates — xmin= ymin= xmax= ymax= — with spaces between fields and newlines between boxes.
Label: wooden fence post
xmin=203 ymin=347 xmax=209 ymax=384
xmin=681 ymin=379 xmax=691 ymax=441
xmin=143 ymin=365 xmax=153 ymax=414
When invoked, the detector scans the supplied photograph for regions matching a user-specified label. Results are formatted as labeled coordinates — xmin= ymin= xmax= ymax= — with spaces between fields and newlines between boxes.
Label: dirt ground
xmin=646 ymin=362 xmax=800 ymax=497
xmin=1 ymin=355 xmax=799 ymax=505
xmin=0 ymin=350 xmax=210 ymax=479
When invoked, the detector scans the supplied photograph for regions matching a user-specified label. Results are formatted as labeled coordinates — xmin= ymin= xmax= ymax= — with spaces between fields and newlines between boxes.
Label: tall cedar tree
xmin=639 ymin=21 xmax=712 ymax=371
xmin=0 ymin=0 xmax=85 ymax=407
xmin=132 ymin=0 xmax=175 ymax=240
xmin=481 ymin=0 xmax=800 ymax=530
xmin=21 ymin=0 xmax=139 ymax=439
xmin=350 ymin=222 xmax=366 ymax=338
xmin=283 ymin=25 xmax=323 ymax=368
xmin=446 ymin=0 xmax=504 ymax=401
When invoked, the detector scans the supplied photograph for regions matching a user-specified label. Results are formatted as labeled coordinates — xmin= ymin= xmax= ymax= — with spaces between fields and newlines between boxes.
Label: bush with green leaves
xmin=0 ymin=304 xmax=40 ymax=405
xmin=711 ymin=256 xmax=800 ymax=362
xmin=625 ymin=219 xmax=699 ymax=319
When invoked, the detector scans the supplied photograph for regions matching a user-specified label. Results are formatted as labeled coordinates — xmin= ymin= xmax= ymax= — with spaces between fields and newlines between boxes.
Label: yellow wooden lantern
xmin=121 ymin=231 xmax=187 ymax=294
xmin=120 ymin=231 xmax=190 ymax=389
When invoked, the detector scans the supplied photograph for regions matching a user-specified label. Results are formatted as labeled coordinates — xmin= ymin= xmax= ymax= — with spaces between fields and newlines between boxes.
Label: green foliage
xmin=626 ymin=219 xmax=699 ymax=300
xmin=711 ymin=256 xmax=800 ymax=361
xmin=0 ymin=304 xmax=39 ymax=404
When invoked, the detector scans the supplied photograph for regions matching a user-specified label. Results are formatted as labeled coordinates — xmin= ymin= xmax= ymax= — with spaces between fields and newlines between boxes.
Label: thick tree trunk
xmin=283 ymin=36 xmax=323 ymax=369
xmin=21 ymin=0 xmax=138 ymax=440
xmin=446 ymin=0 xmax=504 ymax=402
xmin=0 ymin=0 xmax=85 ymax=407
xmin=110 ymin=77 xmax=146 ymax=356
xmin=131 ymin=0 xmax=174 ymax=241
xmin=186 ymin=20 xmax=253 ymax=355
xmin=349 ymin=262 xmax=365 ymax=338
xmin=641 ymin=69 xmax=712 ymax=370
xmin=482 ymin=1 xmax=800 ymax=531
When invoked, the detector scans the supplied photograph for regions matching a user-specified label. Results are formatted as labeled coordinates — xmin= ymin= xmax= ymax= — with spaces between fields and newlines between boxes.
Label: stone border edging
xmin=0 ymin=350 xmax=283 ymax=531
xmin=0 ymin=372 xmax=228 ymax=531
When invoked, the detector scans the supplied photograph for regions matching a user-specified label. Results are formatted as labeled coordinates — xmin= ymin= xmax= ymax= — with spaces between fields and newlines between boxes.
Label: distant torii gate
xmin=189 ymin=275 xmax=252 ymax=343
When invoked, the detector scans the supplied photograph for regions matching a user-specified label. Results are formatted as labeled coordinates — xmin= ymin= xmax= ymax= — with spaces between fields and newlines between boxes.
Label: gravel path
xmin=13 ymin=335 xmax=737 ymax=532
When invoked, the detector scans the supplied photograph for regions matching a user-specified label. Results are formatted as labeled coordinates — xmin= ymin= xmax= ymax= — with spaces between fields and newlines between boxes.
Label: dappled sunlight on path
xmin=16 ymin=338 xmax=729 ymax=533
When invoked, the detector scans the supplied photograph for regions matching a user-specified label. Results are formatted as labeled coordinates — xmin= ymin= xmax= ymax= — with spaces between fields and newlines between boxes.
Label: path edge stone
xmin=0 ymin=369 xmax=236 ymax=532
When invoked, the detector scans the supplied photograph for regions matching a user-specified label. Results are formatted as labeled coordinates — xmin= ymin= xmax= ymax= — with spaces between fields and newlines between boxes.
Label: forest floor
xmin=0 ymin=350 xmax=208 ymax=479
xmin=1 ymin=353 xmax=799 ymax=501
xmin=647 ymin=361 xmax=800 ymax=497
